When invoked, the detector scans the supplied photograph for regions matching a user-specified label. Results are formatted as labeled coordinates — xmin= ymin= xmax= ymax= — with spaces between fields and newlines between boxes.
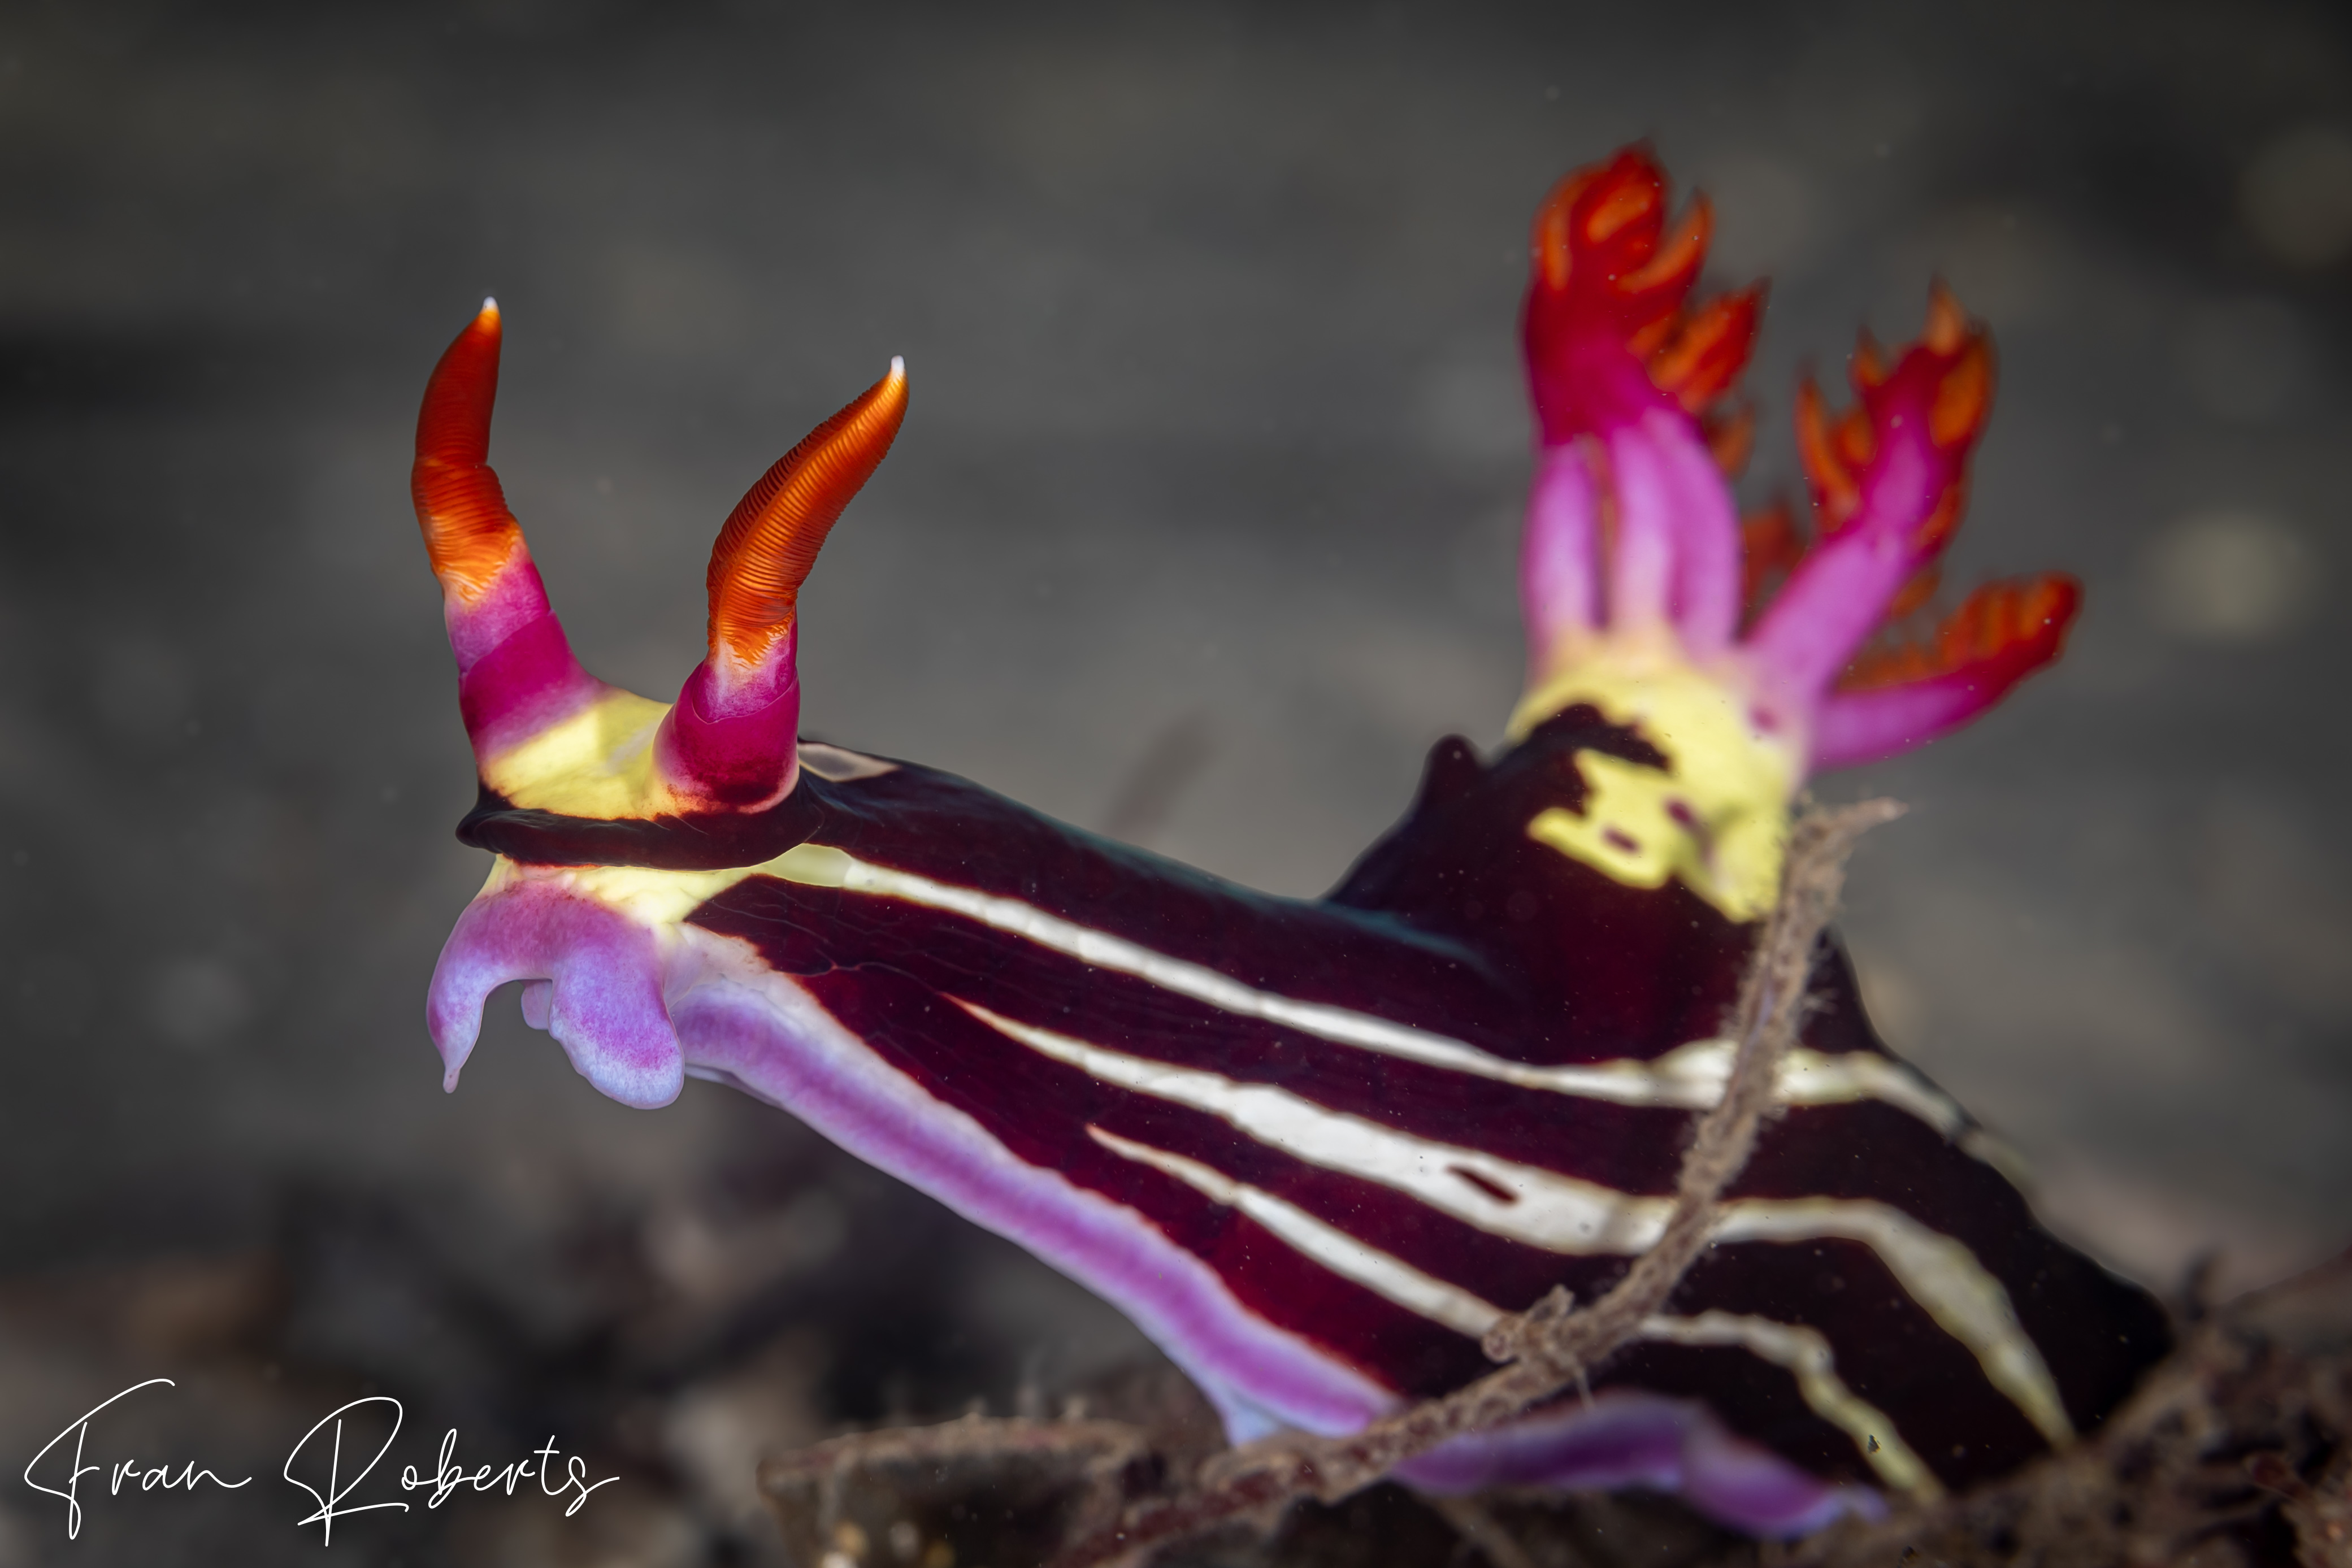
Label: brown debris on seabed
xmin=756 ymin=1254 xmax=2352 ymax=1568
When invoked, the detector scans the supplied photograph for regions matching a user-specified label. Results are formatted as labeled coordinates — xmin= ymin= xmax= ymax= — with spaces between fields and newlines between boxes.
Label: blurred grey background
xmin=0 ymin=1 xmax=2345 ymax=1561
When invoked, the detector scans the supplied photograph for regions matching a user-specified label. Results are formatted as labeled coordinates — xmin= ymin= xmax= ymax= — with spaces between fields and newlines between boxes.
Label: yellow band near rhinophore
xmin=1507 ymin=648 xmax=1797 ymax=923
xmin=479 ymin=687 xmax=682 ymax=820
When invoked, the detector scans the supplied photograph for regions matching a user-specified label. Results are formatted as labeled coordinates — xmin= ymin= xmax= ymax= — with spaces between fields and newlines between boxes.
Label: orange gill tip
xmin=1838 ymin=573 xmax=2080 ymax=692
xmin=1852 ymin=328 xmax=1888 ymax=389
xmin=1923 ymin=279 xmax=1970 ymax=355
xmin=705 ymin=358 xmax=909 ymax=670
xmin=1703 ymin=403 xmax=1755 ymax=475
xmin=1617 ymin=193 xmax=1711 ymax=296
xmin=413 ymin=299 xmax=526 ymax=602
xmin=1531 ymin=167 xmax=1599 ymax=290
xmin=1793 ymin=375 xmax=1860 ymax=528
xmin=1930 ymin=335 xmax=1994 ymax=449
xmin=1582 ymin=157 xmax=1660 ymax=246
xmin=1650 ymin=284 xmax=1761 ymax=414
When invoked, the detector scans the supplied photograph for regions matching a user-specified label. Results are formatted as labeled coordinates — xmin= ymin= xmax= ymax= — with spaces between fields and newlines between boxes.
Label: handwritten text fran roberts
xmin=23 ymin=1379 xmax=616 ymax=1544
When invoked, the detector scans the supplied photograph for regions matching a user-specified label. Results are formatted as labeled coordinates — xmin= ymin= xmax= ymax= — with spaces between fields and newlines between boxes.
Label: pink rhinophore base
xmin=445 ymin=557 xmax=605 ymax=759
xmin=655 ymin=638 xmax=802 ymax=811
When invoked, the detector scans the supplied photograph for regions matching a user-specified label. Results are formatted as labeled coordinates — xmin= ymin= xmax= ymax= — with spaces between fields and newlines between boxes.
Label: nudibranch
xmin=409 ymin=149 xmax=2168 ymax=1536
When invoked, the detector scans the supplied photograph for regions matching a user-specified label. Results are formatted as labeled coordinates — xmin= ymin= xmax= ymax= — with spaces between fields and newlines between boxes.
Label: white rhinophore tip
xmin=889 ymin=354 xmax=905 ymax=375
xmin=481 ymin=295 xmax=500 ymax=314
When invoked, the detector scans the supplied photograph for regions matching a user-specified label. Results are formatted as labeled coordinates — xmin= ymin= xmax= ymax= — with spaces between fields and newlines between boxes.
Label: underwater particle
xmin=2140 ymin=510 xmax=2316 ymax=642
xmin=2241 ymin=123 xmax=2352 ymax=268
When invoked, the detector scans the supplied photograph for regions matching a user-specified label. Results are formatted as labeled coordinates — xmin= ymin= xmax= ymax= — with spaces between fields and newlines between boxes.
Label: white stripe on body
xmin=1087 ymin=1125 xmax=1939 ymax=1498
xmin=977 ymin=1003 xmax=2068 ymax=1447
xmin=761 ymin=844 xmax=1969 ymax=1134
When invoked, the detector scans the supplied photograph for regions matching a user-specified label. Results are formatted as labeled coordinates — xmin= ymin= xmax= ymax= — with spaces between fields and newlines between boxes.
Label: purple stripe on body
xmin=691 ymin=865 xmax=2117 ymax=1282
xmin=1396 ymin=1388 xmax=1881 ymax=1537
xmin=797 ymin=966 xmax=1502 ymax=1400
xmin=657 ymin=942 xmax=1882 ymax=1536
xmin=786 ymin=959 xmax=1988 ymax=1493
xmin=658 ymin=955 xmax=1397 ymax=1442
xmin=682 ymin=910 xmax=2058 ymax=1489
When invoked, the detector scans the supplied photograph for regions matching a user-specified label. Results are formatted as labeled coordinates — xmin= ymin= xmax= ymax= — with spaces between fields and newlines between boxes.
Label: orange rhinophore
xmin=705 ymin=360 xmax=908 ymax=671
xmin=409 ymin=299 xmax=604 ymax=765
xmin=411 ymin=300 xmax=526 ymax=602
xmin=406 ymin=301 xmax=907 ymax=810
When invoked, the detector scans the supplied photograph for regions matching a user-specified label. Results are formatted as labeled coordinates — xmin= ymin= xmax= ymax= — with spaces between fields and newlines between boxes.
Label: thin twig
xmin=1052 ymin=800 xmax=1903 ymax=1567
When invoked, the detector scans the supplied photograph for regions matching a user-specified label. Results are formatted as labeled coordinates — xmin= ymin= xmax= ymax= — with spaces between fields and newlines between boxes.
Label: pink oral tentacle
xmin=1520 ymin=444 xmax=1599 ymax=673
xmin=426 ymin=881 xmax=685 ymax=1109
xmin=1645 ymin=410 xmax=1743 ymax=657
